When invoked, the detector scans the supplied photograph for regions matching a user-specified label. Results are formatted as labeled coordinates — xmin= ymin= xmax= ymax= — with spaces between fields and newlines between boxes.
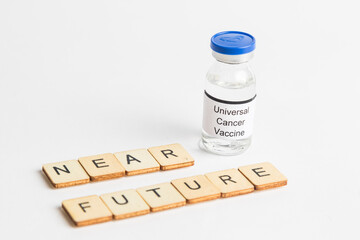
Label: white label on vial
xmin=202 ymin=91 xmax=256 ymax=140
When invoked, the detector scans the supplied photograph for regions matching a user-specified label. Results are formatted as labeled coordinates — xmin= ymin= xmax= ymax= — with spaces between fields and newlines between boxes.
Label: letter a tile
xmin=137 ymin=183 xmax=186 ymax=212
xmin=62 ymin=195 xmax=113 ymax=226
xmin=205 ymin=169 xmax=254 ymax=198
xmin=100 ymin=189 xmax=150 ymax=220
xmin=238 ymin=162 xmax=287 ymax=190
xmin=42 ymin=160 xmax=90 ymax=188
xmin=114 ymin=149 xmax=160 ymax=176
xmin=78 ymin=153 xmax=125 ymax=181
xmin=171 ymin=175 xmax=221 ymax=204
xmin=147 ymin=143 xmax=194 ymax=170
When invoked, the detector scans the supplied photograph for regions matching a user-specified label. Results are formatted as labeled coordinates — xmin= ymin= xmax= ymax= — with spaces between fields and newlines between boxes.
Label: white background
xmin=1 ymin=1 xmax=359 ymax=239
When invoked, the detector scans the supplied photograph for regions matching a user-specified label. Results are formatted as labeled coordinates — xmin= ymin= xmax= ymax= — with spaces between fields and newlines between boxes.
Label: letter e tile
xmin=238 ymin=162 xmax=287 ymax=190
xmin=78 ymin=153 xmax=125 ymax=181
xmin=62 ymin=195 xmax=113 ymax=226
xmin=42 ymin=160 xmax=90 ymax=188
xmin=171 ymin=175 xmax=221 ymax=204
xmin=147 ymin=143 xmax=194 ymax=170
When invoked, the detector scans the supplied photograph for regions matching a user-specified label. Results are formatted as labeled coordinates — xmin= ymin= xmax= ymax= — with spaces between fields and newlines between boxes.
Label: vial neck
xmin=212 ymin=51 xmax=254 ymax=64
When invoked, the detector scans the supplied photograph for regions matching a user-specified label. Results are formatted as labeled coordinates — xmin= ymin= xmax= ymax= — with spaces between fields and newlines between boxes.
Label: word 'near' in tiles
xmin=42 ymin=143 xmax=194 ymax=188
xmin=62 ymin=162 xmax=287 ymax=226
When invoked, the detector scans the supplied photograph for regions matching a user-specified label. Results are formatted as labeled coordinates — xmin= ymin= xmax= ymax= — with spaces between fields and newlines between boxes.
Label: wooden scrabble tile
xmin=238 ymin=162 xmax=287 ymax=190
xmin=114 ymin=149 xmax=160 ymax=176
xmin=171 ymin=175 xmax=221 ymax=204
xmin=78 ymin=153 xmax=125 ymax=181
xmin=147 ymin=143 xmax=194 ymax=170
xmin=62 ymin=195 xmax=113 ymax=226
xmin=205 ymin=168 xmax=254 ymax=198
xmin=42 ymin=160 xmax=90 ymax=188
xmin=137 ymin=182 xmax=186 ymax=212
xmin=100 ymin=189 xmax=150 ymax=220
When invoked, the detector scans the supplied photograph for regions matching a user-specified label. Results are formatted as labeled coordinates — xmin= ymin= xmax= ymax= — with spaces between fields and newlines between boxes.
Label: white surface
xmin=0 ymin=1 xmax=359 ymax=239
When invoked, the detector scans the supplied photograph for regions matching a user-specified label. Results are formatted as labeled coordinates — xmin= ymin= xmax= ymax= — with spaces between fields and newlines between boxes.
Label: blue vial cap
xmin=211 ymin=31 xmax=256 ymax=55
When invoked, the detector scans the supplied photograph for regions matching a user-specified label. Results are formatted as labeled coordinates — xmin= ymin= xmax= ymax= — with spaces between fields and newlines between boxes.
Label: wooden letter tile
xmin=100 ymin=189 xmax=150 ymax=220
xmin=147 ymin=143 xmax=194 ymax=170
xmin=238 ymin=162 xmax=287 ymax=190
xmin=42 ymin=160 xmax=90 ymax=188
xmin=78 ymin=153 xmax=125 ymax=181
xmin=137 ymin=182 xmax=186 ymax=212
xmin=205 ymin=168 xmax=254 ymax=198
xmin=171 ymin=175 xmax=221 ymax=204
xmin=62 ymin=195 xmax=113 ymax=226
xmin=114 ymin=149 xmax=160 ymax=176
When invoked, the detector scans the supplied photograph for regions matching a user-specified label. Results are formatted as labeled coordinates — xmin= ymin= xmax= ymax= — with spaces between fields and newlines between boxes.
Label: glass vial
xmin=200 ymin=31 xmax=256 ymax=155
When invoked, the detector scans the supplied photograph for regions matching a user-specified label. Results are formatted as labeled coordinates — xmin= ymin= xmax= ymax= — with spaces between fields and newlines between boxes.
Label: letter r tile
xmin=100 ymin=189 xmax=150 ymax=220
xmin=147 ymin=143 xmax=194 ymax=170
xmin=78 ymin=153 xmax=125 ymax=181
xmin=62 ymin=195 xmax=113 ymax=226
xmin=171 ymin=175 xmax=221 ymax=204
xmin=42 ymin=160 xmax=90 ymax=188
xmin=238 ymin=162 xmax=287 ymax=190
xmin=205 ymin=168 xmax=254 ymax=198
xmin=137 ymin=183 xmax=186 ymax=212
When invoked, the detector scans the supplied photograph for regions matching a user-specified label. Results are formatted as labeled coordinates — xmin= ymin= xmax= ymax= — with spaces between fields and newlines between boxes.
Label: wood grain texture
xmin=114 ymin=149 xmax=160 ymax=176
xmin=171 ymin=175 xmax=221 ymax=204
xmin=205 ymin=168 xmax=254 ymax=198
xmin=42 ymin=160 xmax=90 ymax=188
xmin=78 ymin=153 xmax=125 ymax=181
xmin=59 ymin=162 xmax=287 ymax=226
xmin=62 ymin=195 xmax=112 ymax=226
xmin=238 ymin=162 xmax=287 ymax=190
xmin=137 ymin=182 xmax=186 ymax=212
xmin=100 ymin=189 xmax=150 ymax=220
xmin=148 ymin=143 xmax=194 ymax=170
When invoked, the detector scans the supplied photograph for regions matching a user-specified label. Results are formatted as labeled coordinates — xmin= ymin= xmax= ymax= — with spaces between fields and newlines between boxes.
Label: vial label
xmin=202 ymin=91 xmax=256 ymax=140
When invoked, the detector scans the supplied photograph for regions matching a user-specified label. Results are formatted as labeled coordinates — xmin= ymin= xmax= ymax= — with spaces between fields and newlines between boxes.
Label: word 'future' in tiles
xmin=42 ymin=143 xmax=194 ymax=188
xmin=62 ymin=162 xmax=287 ymax=226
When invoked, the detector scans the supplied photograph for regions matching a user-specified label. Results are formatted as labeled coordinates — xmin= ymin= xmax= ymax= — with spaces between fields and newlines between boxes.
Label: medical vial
xmin=200 ymin=31 xmax=256 ymax=155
